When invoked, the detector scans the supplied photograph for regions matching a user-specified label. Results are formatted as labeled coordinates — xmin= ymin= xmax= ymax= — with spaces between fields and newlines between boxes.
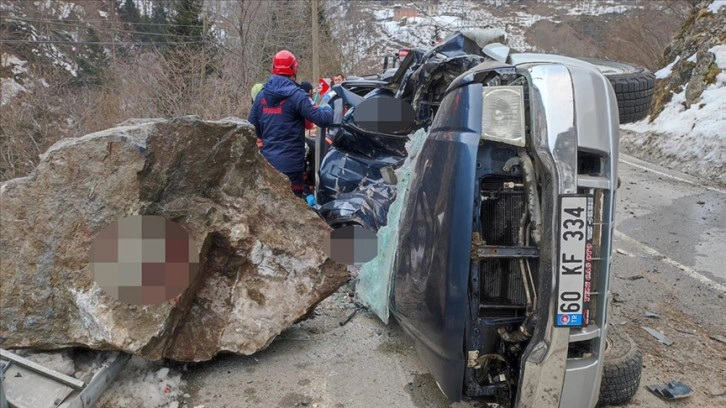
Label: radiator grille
xmin=478 ymin=186 xmax=530 ymax=318
xmin=480 ymin=189 xmax=525 ymax=246
xmin=479 ymin=259 xmax=532 ymax=318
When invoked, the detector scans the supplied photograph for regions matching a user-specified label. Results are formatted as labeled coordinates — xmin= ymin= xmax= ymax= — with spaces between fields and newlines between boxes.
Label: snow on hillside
xmin=1 ymin=54 xmax=29 ymax=105
xmin=0 ymin=0 xmax=110 ymax=88
xmin=708 ymin=0 xmax=726 ymax=12
xmin=326 ymin=0 xmax=647 ymax=75
xmin=626 ymin=45 xmax=725 ymax=140
xmin=564 ymin=1 xmax=634 ymax=15
xmin=621 ymin=43 xmax=726 ymax=186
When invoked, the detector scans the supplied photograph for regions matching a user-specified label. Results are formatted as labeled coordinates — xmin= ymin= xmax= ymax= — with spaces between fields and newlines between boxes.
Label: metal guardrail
xmin=0 ymin=349 xmax=130 ymax=408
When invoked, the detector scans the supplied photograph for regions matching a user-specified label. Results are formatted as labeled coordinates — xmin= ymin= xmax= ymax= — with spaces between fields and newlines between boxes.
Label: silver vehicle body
xmin=501 ymin=49 xmax=620 ymax=408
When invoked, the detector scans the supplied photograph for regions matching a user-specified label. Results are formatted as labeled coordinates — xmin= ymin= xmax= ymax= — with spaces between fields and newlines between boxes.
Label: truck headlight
xmin=482 ymin=86 xmax=526 ymax=146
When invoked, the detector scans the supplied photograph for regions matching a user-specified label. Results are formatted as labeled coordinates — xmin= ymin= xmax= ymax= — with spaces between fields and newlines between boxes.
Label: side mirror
xmin=349 ymin=96 xmax=416 ymax=136
xmin=482 ymin=42 xmax=511 ymax=63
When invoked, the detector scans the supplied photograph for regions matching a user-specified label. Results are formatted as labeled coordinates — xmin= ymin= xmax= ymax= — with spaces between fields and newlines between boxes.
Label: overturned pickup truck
xmin=312 ymin=31 xmax=654 ymax=407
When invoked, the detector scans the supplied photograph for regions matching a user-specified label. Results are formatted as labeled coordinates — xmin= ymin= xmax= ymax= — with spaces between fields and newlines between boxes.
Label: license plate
xmin=555 ymin=195 xmax=594 ymax=327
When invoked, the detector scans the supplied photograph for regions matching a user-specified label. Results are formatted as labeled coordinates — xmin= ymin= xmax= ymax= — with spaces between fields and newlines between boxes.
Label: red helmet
xmin=272 ymin=50 xmax=298 ymax=76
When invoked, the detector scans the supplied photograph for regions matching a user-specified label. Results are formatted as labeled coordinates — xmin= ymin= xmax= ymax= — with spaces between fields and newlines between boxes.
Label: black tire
xmin=580 ymin=58 xmax=656 ymax=125
xmin=598 ymin=328 xmax=643 ymax=406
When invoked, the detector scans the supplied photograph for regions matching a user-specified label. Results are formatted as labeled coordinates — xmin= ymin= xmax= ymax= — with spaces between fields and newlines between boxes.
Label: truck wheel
xmin=598 ymin=328 xmax=642 ymax=406
xmin=580 ymin=58 xmax=656 ymax=125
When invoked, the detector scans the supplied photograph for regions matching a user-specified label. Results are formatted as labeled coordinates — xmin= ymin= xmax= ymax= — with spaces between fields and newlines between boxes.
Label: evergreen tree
xmin=138 ymin=2 xmax=171 ymax=44
xmin=153 ymin=0 xmax=219 ymax=115
xmin=73 ymin=27 xmax=108 ymax=86
xmin=169 ymin=0 xmax=205 ymax=44
xmin=118 ymin=0 xmax=141 ymax=28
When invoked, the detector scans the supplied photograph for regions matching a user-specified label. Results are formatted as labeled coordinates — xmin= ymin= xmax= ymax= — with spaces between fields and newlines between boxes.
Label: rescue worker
xmin=248 ymin=50 xmax=333 ymax=197
xmin=250 ymin=83 xmax=264 ymax=104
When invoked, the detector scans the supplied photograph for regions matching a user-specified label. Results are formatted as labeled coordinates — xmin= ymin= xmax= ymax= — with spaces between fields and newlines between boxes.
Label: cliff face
xmin=651 ymin=1 xmax=726 ymax=119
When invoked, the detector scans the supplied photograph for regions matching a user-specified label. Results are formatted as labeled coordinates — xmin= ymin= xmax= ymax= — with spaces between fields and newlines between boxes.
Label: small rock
xmin=672 ymin=327 xmax=696 ymax=335
xmin=642 ymin=326 xmax=674 ymax=346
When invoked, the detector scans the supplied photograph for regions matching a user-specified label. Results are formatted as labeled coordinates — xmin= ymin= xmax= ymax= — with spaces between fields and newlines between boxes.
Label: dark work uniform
xmin=248 ymin=75 xmax=333 ymax=196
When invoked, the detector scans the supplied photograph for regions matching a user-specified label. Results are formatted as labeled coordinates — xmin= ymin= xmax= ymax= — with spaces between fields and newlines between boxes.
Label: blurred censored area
xmin=325 ymin=225 xmax=378 ymax=265
xmin=90 ymin=215 xmax=199 ymax=305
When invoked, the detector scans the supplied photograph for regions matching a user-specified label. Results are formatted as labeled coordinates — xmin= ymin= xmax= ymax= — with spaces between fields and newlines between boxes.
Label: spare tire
xmin=580 ymin=58 xmax=656 ymax=125
xmin=598 ymin=328 xmax=643 ymax=406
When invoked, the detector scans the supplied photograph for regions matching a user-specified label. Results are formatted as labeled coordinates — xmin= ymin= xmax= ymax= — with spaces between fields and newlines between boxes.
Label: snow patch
xmin=566 ymin=3 xmax=633 ymax=16
xmin=655 ymin=56 xmax=680 ymax=79
xmin=96 ymin=356 xmax=186 ymax=408
xmin=712 ymin=44 xmax=726 ymax=68
xmin=708 ymin=0 xmax=726 ymax=13
xmin=58 ymin=2 xmax=73 ymax=19
xmin=1 ymin=78 xmax=27 ymax=106
xmin=373 ymin=9 xmax=393 ymax=20
xmin=9 ymin=349 xmax=76 ymax=375
xmin=2 ymin=54 xmax=28 ymax=75
xmin=623 ymin=79 xmax=725 ymax=140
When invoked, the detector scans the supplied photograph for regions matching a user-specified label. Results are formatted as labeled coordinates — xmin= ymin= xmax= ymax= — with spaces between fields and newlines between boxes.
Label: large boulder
xmin=0 ymin=116 xmax=347 ymax=361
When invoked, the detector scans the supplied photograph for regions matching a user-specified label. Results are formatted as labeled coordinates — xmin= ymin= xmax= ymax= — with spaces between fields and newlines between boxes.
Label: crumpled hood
xmin=264 ymin=75 xmax=302 ymax=106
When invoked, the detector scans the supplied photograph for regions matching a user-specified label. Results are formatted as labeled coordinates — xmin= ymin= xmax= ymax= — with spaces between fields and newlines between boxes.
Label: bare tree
xmin=1 ymin=0 xmax=347 ymax=181
xmin=603 ymin=1 xmax=694 ymax=71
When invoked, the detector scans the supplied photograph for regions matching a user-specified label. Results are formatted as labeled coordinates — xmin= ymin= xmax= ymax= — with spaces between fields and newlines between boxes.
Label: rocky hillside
xmin=0 ymin=0 xmax=116 ymax=99
xmin=651 ymin=0 xmax=726 ymax=117
xmin=325 ymin=0 xmax=690 ymax=75
xmin=621 ymin=0 xmax=725 ymax=186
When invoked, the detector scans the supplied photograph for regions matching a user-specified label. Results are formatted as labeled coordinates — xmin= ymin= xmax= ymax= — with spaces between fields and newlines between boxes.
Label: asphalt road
xmin=122 ymin=154 xmax=726 ymax=408
xmin=609 ymin=154 xmax=726 ymax=408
